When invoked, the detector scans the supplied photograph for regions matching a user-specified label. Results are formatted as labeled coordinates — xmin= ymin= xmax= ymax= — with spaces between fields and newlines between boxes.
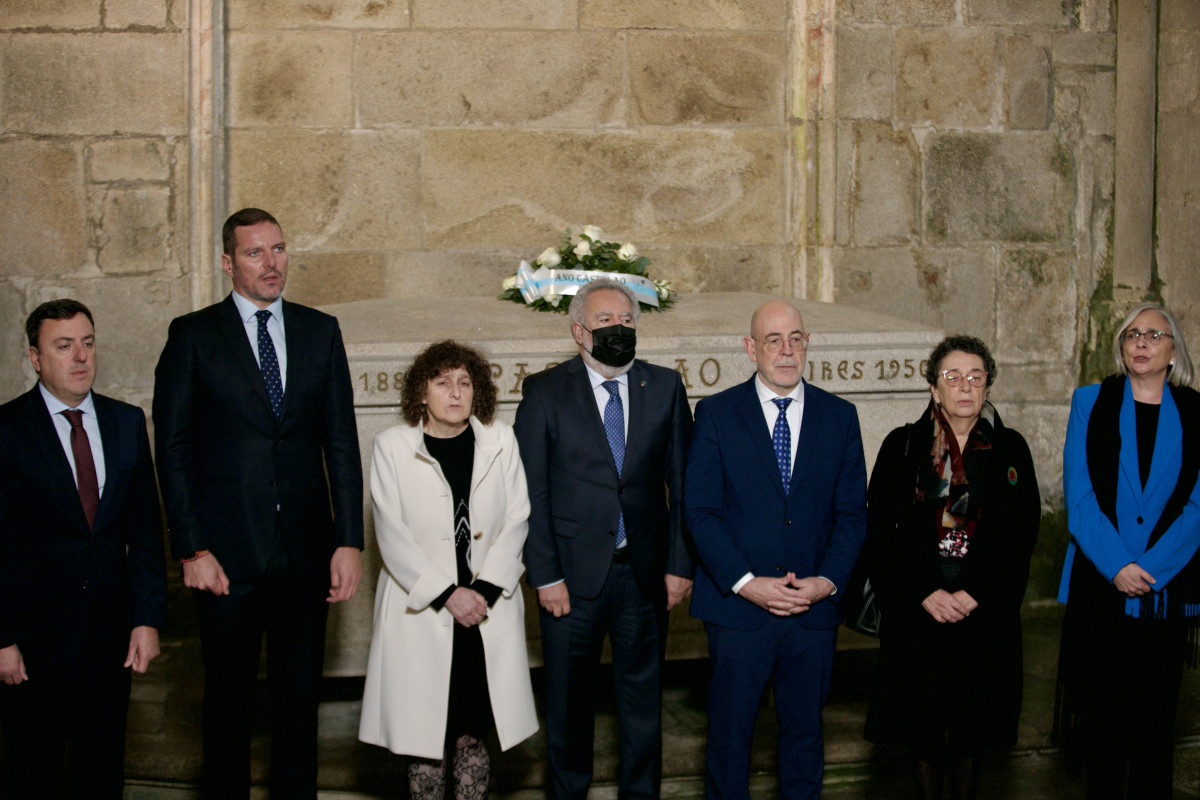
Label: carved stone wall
xmin=826 ymin=0 xmax=1118 ymax=492
xmin=223 ymin=0 xmax=796 ymax=310
xmin=3 ymin=0 xmax=1198 ymax=505
xmin=0 ymin=1 xmax=191 ymax=407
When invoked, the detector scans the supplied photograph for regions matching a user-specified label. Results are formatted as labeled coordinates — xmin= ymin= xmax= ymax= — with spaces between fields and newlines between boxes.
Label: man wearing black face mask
xmin=515 ymin=277 xmax=694 ymax=800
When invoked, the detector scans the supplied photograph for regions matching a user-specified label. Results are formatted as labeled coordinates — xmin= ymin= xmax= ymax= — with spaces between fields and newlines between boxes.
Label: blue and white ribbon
xmin=513 ymin=266 xmax=661 ymax=307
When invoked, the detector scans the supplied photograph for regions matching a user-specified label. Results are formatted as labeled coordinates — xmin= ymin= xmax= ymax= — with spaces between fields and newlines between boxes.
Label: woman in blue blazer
xmin=1056 ymin=302 xmax=1200 ymax=799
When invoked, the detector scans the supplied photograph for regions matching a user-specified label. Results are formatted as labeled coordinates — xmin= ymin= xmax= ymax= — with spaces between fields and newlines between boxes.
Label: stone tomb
xmin=321 ymin=293 xmax=940 ymax=674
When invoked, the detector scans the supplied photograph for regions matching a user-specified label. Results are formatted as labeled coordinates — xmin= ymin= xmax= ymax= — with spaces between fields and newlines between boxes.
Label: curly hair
xmin=400 ymin=340 xmax=498 ymax=426
xmin=924 ymin=335 xmax=997 ymax=388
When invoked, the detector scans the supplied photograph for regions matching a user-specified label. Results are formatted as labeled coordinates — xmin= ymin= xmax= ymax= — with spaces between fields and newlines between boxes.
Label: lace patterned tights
xmin=408 ymin=734 xmax=490 ymax=800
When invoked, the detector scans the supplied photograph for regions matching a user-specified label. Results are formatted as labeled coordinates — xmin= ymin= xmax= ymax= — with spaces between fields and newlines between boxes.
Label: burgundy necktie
xmin=62 ymin=409 xmax=100 ymax=529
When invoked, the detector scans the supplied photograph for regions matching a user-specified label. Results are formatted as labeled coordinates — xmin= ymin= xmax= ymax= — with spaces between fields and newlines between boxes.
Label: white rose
xmin=617 ymin=242 xmax=638 ymax=261
xmin=656 ymin=280 xmax=671 ymax=300
xmin=536 ymin=247 xmax=561 ymax=267
xmin=502 ymin=275 xmax=518 ymax=290
xmin=573 ymin=240 xmax=592 ymax=258
xmin=581 ymin=225 xmax=603 ymax=241
xmin=546 ymin=293 xmax=562 ymax=308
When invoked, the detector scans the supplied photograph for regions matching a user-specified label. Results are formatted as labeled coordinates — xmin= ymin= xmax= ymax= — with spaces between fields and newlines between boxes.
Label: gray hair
xmin=1112 ymin=302 xmax=1194 ymax=387
xmin=568 ymin=277 xmax=641 ymax=326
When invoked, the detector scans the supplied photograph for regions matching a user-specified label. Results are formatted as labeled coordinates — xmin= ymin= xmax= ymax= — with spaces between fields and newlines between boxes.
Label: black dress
xmin=863 ymin=407 xmax=1040 ymax=750
xmin=424 ymin=427 xmax=496 ymax=743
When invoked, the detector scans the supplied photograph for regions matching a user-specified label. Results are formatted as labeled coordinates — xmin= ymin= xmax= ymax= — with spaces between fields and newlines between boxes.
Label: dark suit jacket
xmin=514 ymin=355 xmax=692 ymax=601
xmin=0 ymin=386 xmax=166 ymax=671
xmin=153 ymin=295 xmax=363 ymax=583
xmin=685 ymin=376 xmax=867 ymax=631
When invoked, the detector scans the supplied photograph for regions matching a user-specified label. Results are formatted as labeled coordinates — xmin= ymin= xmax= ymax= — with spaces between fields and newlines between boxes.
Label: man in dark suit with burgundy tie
xmin=0 ymin=298 xmax=167 ymax=799
xmin=514 ymin=277 xmax=693 ymax=800
xmin=153 ymin=208 xmax=364 ymax=799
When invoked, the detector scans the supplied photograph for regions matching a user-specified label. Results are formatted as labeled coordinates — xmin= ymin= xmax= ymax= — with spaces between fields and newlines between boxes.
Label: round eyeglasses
xmin=756 ymin=333 xmax=809 ymax=353
xmin=940 ymin=370 xmax=987 ymax=387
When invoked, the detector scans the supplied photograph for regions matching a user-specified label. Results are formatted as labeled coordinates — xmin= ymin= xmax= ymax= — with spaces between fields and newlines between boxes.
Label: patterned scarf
xmin=924 ymin=400 xmax=994 ymax=557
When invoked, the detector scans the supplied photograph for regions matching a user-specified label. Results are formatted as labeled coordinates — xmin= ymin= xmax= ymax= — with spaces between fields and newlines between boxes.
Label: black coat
xmin=863 ymin=406 xmax=1040 ymax=749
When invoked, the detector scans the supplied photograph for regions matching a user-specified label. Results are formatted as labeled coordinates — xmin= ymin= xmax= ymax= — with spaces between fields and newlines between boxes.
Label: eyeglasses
xmin=757 ymin=333 xmax=809 ymax=353
xmin=940 ymin=370 xmax=987 ymax=387
xmin=1122 ymin=328 xmax=1174 ymax=344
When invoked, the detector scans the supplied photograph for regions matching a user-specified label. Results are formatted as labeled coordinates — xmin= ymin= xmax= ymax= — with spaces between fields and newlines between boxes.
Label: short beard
xmin=580 ymin=347 xmax=633 ymax=379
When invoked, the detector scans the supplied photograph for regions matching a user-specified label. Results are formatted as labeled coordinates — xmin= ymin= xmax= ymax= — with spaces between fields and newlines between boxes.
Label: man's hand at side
xmin=665 ymin=574 xmax=693 ymax=611
xmin=538 ymin=582 xmax=571 ymax=618
xmin=124 ymin=626 xmax=161 ymax=673
xmin=0 ymin=643 xmax=28 ymax=685
xmin=328 ymin=546 xmax=363 ymax=603
xmin=182 ymin=551 xmax=230 ymax=596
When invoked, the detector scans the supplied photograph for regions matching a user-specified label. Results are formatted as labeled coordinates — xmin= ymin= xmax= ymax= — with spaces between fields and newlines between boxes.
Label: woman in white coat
xmin=359 ymin=340 xmax=537 ymax=800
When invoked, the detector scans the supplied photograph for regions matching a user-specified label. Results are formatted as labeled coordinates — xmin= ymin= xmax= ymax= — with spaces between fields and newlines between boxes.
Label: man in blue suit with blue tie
xmin=685 ymin=299 xmax=867 ymax=800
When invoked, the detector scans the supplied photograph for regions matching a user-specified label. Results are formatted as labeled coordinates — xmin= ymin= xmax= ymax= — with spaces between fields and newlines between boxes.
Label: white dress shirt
xmin=231 ymin=290 xmax=287 ymax=392
xmin=40 ymin=383 xmax=106 ymax=498
xmin=583 ymin=362 xmax=629 ymax=438
xmin=755 ymin=373 xmax=804 ymax=466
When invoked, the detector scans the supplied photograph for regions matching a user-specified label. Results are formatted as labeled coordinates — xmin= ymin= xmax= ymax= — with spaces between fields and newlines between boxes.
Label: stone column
xmin=795 ymin=0 xmax=836 ymax=302
xmin=188 ymin=0 xmax=225 ymax=308
xmin=1112 ymin=0 xmax=1158 ymax=297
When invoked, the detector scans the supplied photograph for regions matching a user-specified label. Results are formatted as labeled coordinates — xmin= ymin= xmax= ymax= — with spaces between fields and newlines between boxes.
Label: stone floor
xmin=10 ymin=602 xmax=1200 ymax=798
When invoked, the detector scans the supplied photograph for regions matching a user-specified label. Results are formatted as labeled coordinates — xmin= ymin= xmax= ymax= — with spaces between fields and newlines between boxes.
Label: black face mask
xmin=586 ymin=324 xmax=637 ymax=368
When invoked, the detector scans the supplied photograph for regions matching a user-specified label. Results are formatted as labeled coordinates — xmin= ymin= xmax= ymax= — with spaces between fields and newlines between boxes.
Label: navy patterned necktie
xmin=772 ymin=397 xmax=792 ymax=486
xmin=256 ymin=309 xmax=283 ymax=419
xmin=602 ymin=380 xmax=627 ymax=548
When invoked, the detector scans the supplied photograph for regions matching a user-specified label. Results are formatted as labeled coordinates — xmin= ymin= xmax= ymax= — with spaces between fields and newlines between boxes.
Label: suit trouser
xmin=539 ymin=558 xmax=667 ymax=800
xmin=194 ymin=562 xmax=329 ymax=800
xmin=704 ymin=619 xmax=835 ymax=800
xmin=0 ymin=622 xmax=131 ymax=800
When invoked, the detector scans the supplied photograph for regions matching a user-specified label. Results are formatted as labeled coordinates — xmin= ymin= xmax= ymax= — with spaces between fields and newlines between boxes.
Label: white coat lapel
xmin=469 ymin=417 xmax=502 ymax=500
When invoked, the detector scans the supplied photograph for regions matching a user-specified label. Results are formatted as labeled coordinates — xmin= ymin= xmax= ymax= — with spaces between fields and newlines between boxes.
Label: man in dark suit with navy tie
xmin=153 ymin=208 xmax=363 ymax=799
xmin=685 ymin=299 xmax=867 ymax=800
xmin=0 ymin=298 xmax=167 ymax=799
xmin=514 ymin=277 xmax=693 ymax=800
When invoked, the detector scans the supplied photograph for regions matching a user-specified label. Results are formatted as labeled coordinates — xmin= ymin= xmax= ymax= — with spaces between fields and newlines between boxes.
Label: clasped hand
xmin=922 ymin=589 xmax=979 ymax=623
xmin=445 ymin=587 xmax=488 ymax=627
xmin=1113 ymin=562 xmax=1156 ymax=597
xmin=738 ymin=573 xmax=833 ymax=616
